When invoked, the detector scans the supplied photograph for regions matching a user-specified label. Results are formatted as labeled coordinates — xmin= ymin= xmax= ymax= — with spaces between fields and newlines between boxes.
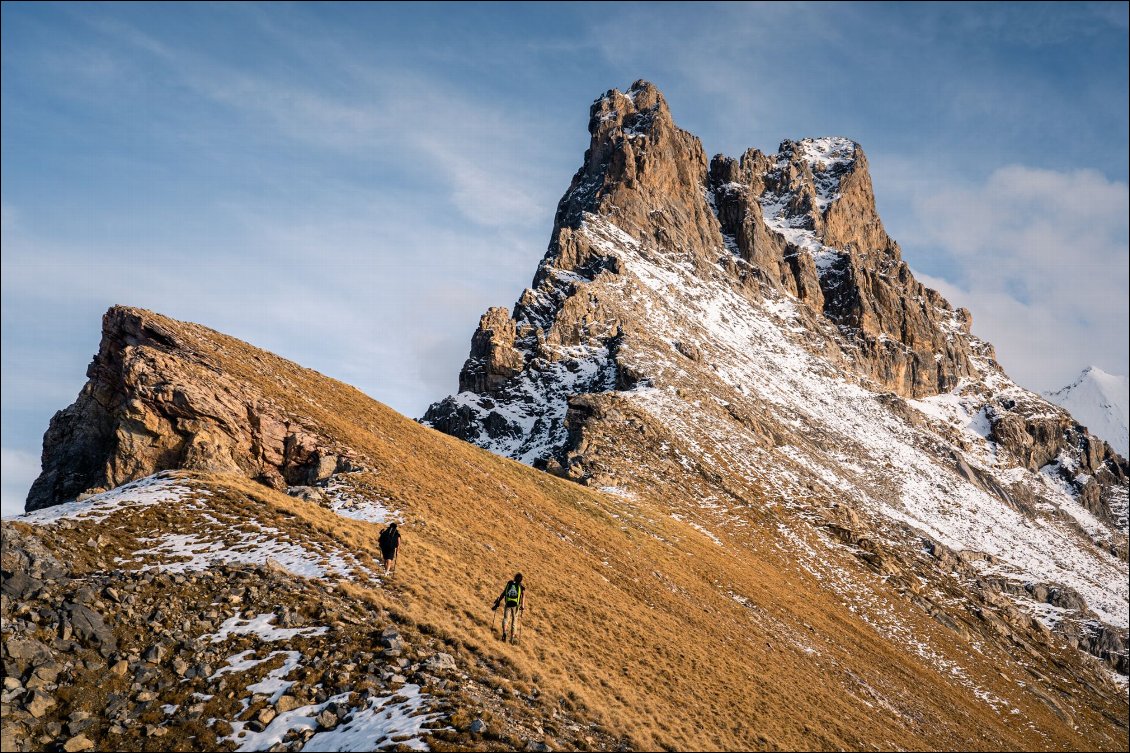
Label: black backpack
xmin=379 ymin=527 xmax=392 ymax=549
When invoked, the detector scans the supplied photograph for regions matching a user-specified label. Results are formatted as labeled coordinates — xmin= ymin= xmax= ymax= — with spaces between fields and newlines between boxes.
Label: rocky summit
xmin=426 ymin=80 xmax=1129 ymax=734
xmin=3 ymin=81 xmax=1128 ymax=752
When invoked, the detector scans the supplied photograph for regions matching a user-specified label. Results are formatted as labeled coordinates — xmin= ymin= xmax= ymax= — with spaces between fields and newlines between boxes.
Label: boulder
xmin=67 ymin=603 xmax=116 ymax=655
xmin=423 ymin=652 xmax=456 ymax=672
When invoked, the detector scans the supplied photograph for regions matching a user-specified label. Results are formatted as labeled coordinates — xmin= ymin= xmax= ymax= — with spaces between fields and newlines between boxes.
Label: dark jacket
xmin=379 ymin=526 xmax=400 ymax=555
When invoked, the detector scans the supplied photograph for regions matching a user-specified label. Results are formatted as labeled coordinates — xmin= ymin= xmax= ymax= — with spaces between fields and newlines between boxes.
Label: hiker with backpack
xmin=378 ymin=522 xmax=400 ymax=575
xmin=491 ymin=573 xmax=525 ymax=643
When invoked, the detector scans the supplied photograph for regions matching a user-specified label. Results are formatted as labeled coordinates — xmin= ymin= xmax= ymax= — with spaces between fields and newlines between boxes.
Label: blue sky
xmin=3 ymin=2 xmax=1128 ymax=514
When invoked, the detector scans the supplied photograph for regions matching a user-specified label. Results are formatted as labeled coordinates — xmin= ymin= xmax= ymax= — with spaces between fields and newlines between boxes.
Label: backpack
xmin=504 ymin=582 xmax=522 ymax=606
xmin=379 ymin=527 xmax=392 ymax=549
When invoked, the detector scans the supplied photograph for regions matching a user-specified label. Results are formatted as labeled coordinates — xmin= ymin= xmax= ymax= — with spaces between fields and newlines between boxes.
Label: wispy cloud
xmin=80 ymin=16 xmax=564 ymax=229
xmin=909 ymin=166 xmax=1128 ymax=390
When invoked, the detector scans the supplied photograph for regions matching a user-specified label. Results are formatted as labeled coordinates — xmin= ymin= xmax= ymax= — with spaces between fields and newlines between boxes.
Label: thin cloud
xmin=74 ymin=15 xmax=565 ymax=229
xmin=910 ymin=166 xmax=1128 ymax=391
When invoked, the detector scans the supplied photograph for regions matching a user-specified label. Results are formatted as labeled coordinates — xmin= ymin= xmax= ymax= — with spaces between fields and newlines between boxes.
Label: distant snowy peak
xmin=1045 ymin=367 xmax=1129 ymax=457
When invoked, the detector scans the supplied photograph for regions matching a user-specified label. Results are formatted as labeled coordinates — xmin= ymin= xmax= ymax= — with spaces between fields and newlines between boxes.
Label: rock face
xmin=424 ymin=81 xmax=987 ymax=459
xmin=712 ymin=138 xmax=980 ymax=398
xmin=26 ymin=307 xmax=357 ymax=510
xmin=425 ymin=81 xmax=1129 ymax=675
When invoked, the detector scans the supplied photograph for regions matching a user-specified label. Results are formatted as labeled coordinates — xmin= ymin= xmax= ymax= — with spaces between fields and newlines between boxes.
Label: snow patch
xmin=208 ymin=613 xmax=327 ymax=644
xmin=10 ymin=474 xmax=192 ymax=525
xmin=225 ymin=685 xmax=441 ymax=753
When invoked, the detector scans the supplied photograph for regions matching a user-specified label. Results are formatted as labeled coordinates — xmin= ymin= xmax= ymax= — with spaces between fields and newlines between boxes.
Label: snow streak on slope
xmin=9 ymin=473 xmax=192 ymax=524
xmin=759 ymin=136 xmax=857 ymax=273
xmin=579 ymin=214 xmax=1129 ymax=629
xmin=13 ymin=472 xmax=384 ymax=582
xmin=1045 ymin=367 xmax=1129 ymax=457
xmin=437 ymin=343 xmax=615 ymax=464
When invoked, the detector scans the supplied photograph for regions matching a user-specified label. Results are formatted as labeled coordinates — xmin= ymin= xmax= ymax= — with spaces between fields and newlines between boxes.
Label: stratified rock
xmin=25 ymin=307 xmax=355 ymax=511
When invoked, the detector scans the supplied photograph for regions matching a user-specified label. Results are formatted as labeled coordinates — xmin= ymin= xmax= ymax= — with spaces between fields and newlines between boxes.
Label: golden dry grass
xmin=71 ymin=307 xmax=1127 ymax=751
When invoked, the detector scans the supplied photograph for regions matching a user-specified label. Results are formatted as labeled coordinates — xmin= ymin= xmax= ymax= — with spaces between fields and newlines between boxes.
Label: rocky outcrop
xmin=26 ymin=307 xmax=356 ymax=511
xmin=709 ymin=138 xmax=978 ymax=398
xmin=458 ymin=308 xmax=525 ymax=394
xmin=428 ymin=82 xmax=988 ymax=466
xmin=425 ymin=81 xmax=1129 ymax=680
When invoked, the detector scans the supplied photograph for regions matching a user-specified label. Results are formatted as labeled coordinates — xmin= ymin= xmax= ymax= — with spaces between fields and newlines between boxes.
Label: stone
xmin=307 ymin=453 xmax=338 ymax=484
xmin=1 ymin=722 xmax=26 ymax=753
xmin=67 ymin=603 xmax=116 ymax=655
xmin=423 ymin=652 xmax=456 ymax=672
xmin=286 ymin=486 xmax=326 ymax=504
xmin=275 ymin=695 xmax=302 ymax=713
xmin=1 ymin=572 xmax=42 ymax=599
xmin=63 ymin=734 xmax=95 ymax=752
xmin=4 ymin=638 xmax=52 ymax=672
xmin=26 ymin=662 xmax=61 ymax=689
xmin=469 ymin=718 xmax=487 ymax=734
xmin=316 ymin=709 xmax=338 ymax=730
xmin=257 ymin=707 xmax=277 ymax=725
xmin=24 ymin=691 xmax=55 ymax=718
xmin=379 ymin=630 xmax=404 ymax=653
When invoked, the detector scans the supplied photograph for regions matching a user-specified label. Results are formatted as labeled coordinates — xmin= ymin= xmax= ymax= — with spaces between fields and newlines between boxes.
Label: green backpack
xmin=504 ymin=582 xmax=522 ymax=606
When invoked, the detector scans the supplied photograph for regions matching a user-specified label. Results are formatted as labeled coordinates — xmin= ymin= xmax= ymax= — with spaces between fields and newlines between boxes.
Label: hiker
xmin=378 ymin=522 xmax=400 ymax=574
xmin=492 ymin=573 xmax=525 ymax=643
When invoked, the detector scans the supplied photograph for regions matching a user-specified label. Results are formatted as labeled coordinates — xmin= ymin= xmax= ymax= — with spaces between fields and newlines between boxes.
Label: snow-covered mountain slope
xmin=425 ymin=80 xmax=1130 ymax=727
xmin=1046 ymin=367 xmax=1129 ymax=457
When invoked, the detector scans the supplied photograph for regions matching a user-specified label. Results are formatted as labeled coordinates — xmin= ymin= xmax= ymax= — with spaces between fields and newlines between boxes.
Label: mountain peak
xmin=424 ymin=83 xmax=1128 ymax=695
xmin=1046 ymin=366 xmax=1129 ymax=456
xmin=588 ymin=79 xmax=673 ymax=144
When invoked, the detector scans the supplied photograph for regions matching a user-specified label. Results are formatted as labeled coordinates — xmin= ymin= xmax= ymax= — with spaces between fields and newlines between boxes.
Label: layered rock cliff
xmin=27 ymin=307 xmax=359 ymax=511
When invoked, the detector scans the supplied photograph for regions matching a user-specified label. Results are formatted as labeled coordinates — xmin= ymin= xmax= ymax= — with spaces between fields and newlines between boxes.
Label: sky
xmin=2 ymin=2 xmax=1128 ymax=515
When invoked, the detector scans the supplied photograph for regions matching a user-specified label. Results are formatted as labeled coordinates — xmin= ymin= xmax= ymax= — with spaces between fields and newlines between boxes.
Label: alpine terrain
xmin=2 ymin=81 xmax=1127 ymax=752
xmin=1045 ymin=367 xmax=1129 ymax=458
